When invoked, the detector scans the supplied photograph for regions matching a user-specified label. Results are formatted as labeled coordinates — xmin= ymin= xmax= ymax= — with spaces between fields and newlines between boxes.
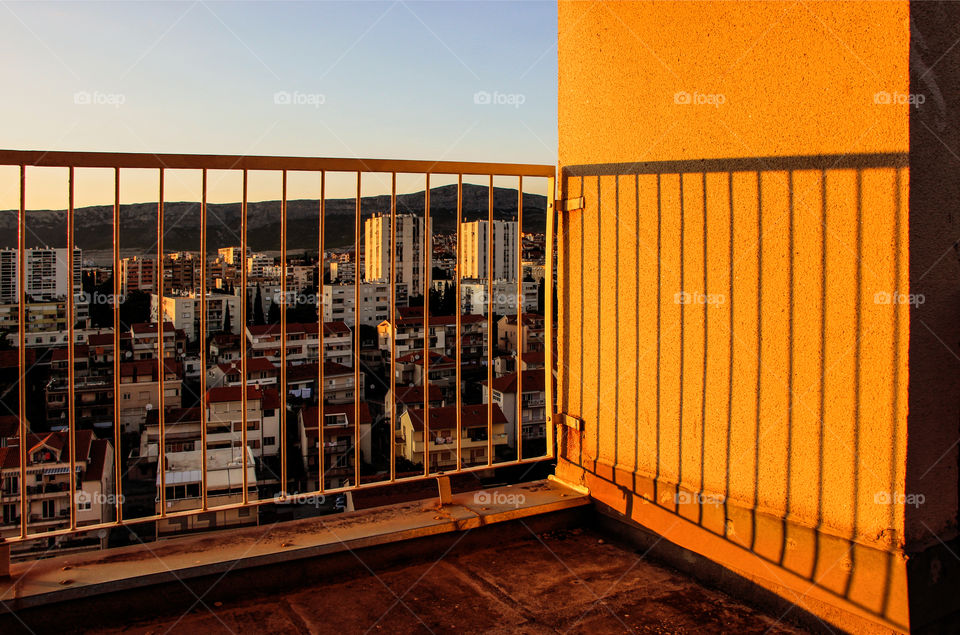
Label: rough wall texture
xmin=556 ymin=1 xmax=959 ymax=631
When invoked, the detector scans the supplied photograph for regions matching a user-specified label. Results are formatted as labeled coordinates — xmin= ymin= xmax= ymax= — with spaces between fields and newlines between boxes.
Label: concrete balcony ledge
xmin=0 ymin=478 xmax=590 ymax=630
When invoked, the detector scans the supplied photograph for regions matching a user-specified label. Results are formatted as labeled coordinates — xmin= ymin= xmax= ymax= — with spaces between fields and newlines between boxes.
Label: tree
xmin=253 ymin=283 xmax=265 ymax=326
xmin=267 ymin=301 xmax=280 ymax=325
xmin=222 ymin=301 xmax=232 ymax=334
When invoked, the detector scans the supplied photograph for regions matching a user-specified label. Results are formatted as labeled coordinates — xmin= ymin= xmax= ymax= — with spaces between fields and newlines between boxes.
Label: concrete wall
xmin=556 ymin=1 xmax=959 ymax=632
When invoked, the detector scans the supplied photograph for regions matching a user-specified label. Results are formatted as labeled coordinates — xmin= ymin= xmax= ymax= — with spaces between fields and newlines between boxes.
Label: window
xmin=264 ymin=436 xmax=276 ymax=446
xmin=42 ymin=500 xmax=56 ymax=519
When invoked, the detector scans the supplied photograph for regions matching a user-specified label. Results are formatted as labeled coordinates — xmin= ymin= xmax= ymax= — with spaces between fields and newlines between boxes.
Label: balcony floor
xmin=90 ymin=526 xmax=804 ymax=634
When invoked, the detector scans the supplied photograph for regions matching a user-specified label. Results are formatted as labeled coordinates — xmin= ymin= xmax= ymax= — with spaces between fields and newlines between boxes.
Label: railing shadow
xmin=557 ymin=152 xmax=910 ymax=632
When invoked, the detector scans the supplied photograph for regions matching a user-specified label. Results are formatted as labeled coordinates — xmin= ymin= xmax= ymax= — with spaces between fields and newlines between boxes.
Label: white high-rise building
xmin=322 ymin=283 xmax=390 ymax=327
xmin=460 ymin=220 xmax=518 ymax=282
xmin=0 ymin=247 xmax=82 ymax=303
xmin=364 ymin=214 xmax=428 ymax=298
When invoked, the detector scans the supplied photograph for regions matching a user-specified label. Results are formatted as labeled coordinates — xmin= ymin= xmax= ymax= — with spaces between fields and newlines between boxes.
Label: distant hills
xmin=0 ymin=184 xmax=546 ymax=253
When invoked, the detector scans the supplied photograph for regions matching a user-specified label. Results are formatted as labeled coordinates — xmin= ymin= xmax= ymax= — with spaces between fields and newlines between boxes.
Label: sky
xmin=0 ymin=1 xmax=557 ymax=206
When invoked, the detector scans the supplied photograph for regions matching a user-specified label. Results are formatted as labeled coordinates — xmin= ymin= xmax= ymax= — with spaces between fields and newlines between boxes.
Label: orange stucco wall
xmin=556 ymin=1 xmax=958 ymax=631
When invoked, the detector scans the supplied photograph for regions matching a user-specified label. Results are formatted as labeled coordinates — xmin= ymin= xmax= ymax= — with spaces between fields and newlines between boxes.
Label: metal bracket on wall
xmin=554 ymin=413 xmax=584 ymax=431
xmin=556 ymin=196 xmax=584 ymax=213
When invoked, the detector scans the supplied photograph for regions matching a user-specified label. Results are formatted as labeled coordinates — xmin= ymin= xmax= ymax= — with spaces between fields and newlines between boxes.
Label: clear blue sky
xmin=1 ymin=1 xmax=557 ymax=205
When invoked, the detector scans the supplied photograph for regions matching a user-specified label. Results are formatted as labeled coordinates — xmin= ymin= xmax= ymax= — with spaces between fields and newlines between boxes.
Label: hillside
xmin=0 ymin=184 xmax=546 ymax=253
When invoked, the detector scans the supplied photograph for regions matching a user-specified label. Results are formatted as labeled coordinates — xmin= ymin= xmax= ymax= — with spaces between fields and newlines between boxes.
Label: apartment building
xmin=128 ymin=322 xmax=185 ymax=360
xmin=397 ymin=404 xmax=509 ymax=470
xmin=155 ymin=446 xmax=257 ymax=537
xmin=460 ymin=279 xmax=537 ymax=316
xmin=208 ymin=358 xmax=279 ymax=389
xmin=152 ymin=293 xmax=241 ymax=341
xmin=0 ymin=247 xmax=82 ymax=303
xmin=393 ymin=351 xmax=456 ymax=397
xmin=117 ymin=359 xmax=183 ymax=433
xmin=285 ymin=361 xmax=359 ymax=404
xmin=377 ymin=314 xmax=487 ymax=365
xmin=297 ymin=403 xmax=372 ymax=491
xmin=245 ymin=321 xmax=352 ymax=366
xmin=459 ymin=220 xmax=517 ymax=281
xmin=217 ymin=246 xmax=248 ymax=266
xmin=481 ymin=370 xmax=547 ymax=450
xmin=246 ymin=253 xmax=273 ymax=279
xmin=205 ymin=385 xmax=281 ymax=459
xmin=383 ymin=383 xmax=444 ymax=425
xmin=496 ymin=313 xmax=545 ymax=354
xmin=321 ymin=283 xmax=390 ymax=327
xmin=118 ymin=255 xmax=156 ymax=294
xmin=364 ymin=213 xmax=428 ymax=298
xmin=0 ymin=430 xmax=113 ymax=557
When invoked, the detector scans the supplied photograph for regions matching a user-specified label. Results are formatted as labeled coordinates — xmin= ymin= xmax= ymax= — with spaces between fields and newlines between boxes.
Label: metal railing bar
xmin=113 ymin=167 xmax=123 ymax=524
xmin=17 ymin=165 xmax=27 ymax=539
xmin=158 ymin=169 xmax=167 ymax=518
xmin=318 ymin=171 xmax=326 ymax=494
xmin=66 ymin=167 xmax=77 ymax=531
xmin=200 ymin=169 xmax=209 ymax=510
xmin=389 ymin=172 xmax=397 ymax=483
xmin=423 ymin=173 xmax=431 ymax=476
xmin=240 ymin=169 xmax=249 ymax=504
xmin=487 ymin=175 xmax=494 ymax=467
xmin=280 ymin=170 xmax=288 ymax=498
xmin=353 ymin=172 xmax=361 ymax=489
xmin=455 ymin=175 xmax=462 ymax=472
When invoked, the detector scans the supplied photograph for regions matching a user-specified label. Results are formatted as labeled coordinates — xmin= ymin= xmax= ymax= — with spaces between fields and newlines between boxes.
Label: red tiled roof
xmin=1 ymin=429 xmax=95 ymax=469
xmin=130 ymin=322 xmax=175 ymax=334
xmin=83 ymin=439 xmax=110 ymax=481
xmin=300 ymin=402 xmax=372 ymax=437
xmin=216 ymin=358 xmax=277 ymax=374
xmin=119 ymin=359 xmax=181 ymax=378
xmin=50 ymin=345 xmax=90 ymax=362
xmin=145 ymin=406 xmax=201 ymax=426
xmin=482 ymin=370 xmax=545 ymax=394
xmin=0 ymin=416 xmax=18 ymax=438
xmin=262 ymin=388 xmax=281 ymax=410
xmin=246 ymin=321 xmax=350 ymax=337
xmin=395 ymin=351 xmax=455 ymax=366
xmin=392 ymin=384 xmax=443 ymax=404
xmin=500 ymin=313 xmax=545 ymax=326
xmin=404 ymin=404 xmax=507 ymax=432
xmin=0 ymin=349 xmax=36 ymax=369
xmin=206 ymin=385 xmax=265 ymax=404
xmin=393 ymin=314 xmax=486 ymax=327
xmin=286 ymin=361 xmax=353 ymax=382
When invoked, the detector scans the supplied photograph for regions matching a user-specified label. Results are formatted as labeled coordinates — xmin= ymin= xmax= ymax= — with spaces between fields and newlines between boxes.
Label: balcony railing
xmin=0 ymin=149 xmax=556 ymax=549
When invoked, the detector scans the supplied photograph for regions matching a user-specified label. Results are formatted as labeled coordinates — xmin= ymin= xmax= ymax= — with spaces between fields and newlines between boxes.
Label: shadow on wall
xmin=555 ymin=152 xmax=923 ymax=632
